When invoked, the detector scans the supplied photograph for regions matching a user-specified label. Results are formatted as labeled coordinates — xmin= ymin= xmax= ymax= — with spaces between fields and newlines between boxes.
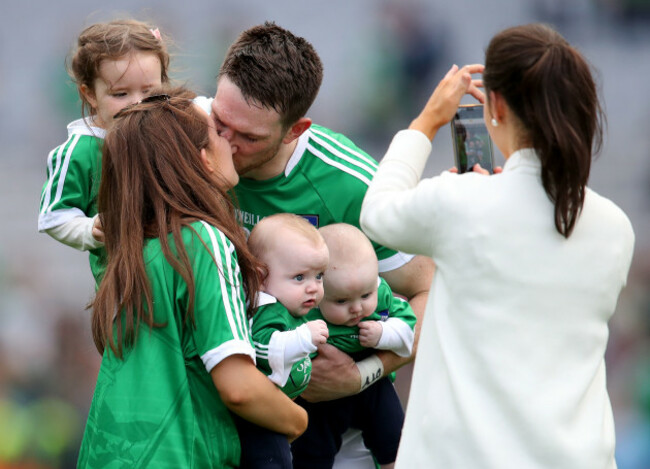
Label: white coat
xmin=360 ymin=130 xmax=635 ymax=469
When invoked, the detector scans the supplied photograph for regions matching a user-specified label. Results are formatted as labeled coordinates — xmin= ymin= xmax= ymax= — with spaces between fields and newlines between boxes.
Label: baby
xmin=237 ymin=213 xmax=330 ymax=468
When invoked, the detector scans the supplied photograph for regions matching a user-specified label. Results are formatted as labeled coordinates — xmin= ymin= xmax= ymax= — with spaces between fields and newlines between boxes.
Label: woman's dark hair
xmin=483 ymin=23 xmax=604 ymax=237
xmin=92 ymin=86 xmax=262 ymax=357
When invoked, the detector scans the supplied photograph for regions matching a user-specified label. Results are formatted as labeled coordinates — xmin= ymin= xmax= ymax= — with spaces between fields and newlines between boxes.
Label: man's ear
xmin=79 ymin=84 xmax=98 ymax=110
xmin=282 ymin=117 xmax=312 ymax=144
xmin=200 ymin=148 xmax=215 ymax=174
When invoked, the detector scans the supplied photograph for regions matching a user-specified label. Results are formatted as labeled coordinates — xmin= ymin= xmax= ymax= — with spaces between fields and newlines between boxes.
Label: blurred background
xmin=1 ymin=0 xmax=649 ymax=467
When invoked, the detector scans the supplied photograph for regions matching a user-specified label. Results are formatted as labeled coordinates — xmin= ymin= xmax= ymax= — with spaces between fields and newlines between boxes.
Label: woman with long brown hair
xmin=361 ymin=24 xmax=634 ymax=468
xmin=78 ymin=87 xmax=307 ymax=468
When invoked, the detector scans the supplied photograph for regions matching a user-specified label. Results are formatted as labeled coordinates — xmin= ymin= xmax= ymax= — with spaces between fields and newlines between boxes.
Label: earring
xmin=491 ymin=118 xmax=499 ymax=127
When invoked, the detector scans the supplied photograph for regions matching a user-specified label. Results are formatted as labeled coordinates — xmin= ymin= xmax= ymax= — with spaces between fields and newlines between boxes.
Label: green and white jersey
xmin=307 ymin=277 xmax=416 ymax=356
xmin=78 ymin=221 xmax=254 ymax=468
xmin=232 ymin=124 xmax=414 ymax=273
xmin=39 ymin=118 xmax=106 ymax=282
xmin=251 ymin=292 xmax=315 ymax=399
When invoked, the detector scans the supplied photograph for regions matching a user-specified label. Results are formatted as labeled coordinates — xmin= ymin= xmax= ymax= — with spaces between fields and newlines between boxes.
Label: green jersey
xmin=78 ymin=221 xmax=253 ymax=468
xmin=38 ymin=118 xmax=106 ymax=282
xmin=307 ymin=277 xmax=416 ymax=355
xmin=251 ymin=293 xmax=314 ymax=399
xmin=231 ymin=124 xmax=414 ymax=273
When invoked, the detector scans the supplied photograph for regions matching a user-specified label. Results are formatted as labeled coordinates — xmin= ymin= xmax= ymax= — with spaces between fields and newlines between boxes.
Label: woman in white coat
xmin=360 ymin=23 xmax=634 ymax=469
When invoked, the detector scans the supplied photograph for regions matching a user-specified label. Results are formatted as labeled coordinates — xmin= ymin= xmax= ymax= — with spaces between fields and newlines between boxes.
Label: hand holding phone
xmin=451 ymin=104 xmax=495 ymax=174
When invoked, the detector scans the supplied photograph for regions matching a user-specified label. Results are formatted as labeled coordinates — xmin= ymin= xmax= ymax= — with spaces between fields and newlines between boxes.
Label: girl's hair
xmin=92 ymin=86 xmax=262 ymax=357
xmin=69 ymin=19 xmax=171 ymax=118
xmin=483 ymin=23 xmax=604 ymax=238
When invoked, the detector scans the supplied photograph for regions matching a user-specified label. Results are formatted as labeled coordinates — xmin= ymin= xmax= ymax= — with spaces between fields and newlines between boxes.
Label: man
xmin=211 ymin=22 xmax=434 ymax=467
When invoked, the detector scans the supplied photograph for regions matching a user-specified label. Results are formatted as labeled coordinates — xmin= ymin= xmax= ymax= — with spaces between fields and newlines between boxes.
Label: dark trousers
xmin=291 ymin=377 xmax=404 ymax=469
xmin=233 ymin=414 xmax=292 ymax=469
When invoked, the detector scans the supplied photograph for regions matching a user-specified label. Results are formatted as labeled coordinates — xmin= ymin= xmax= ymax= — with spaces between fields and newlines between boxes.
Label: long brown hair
xmin=92 ymin=87 xmax=261 ymax=357
xmin=483 ymin=23 xmax=604 ymax=237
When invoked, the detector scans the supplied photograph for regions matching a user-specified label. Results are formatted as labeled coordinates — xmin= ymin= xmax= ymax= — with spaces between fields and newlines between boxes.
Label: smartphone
xmin=450 ymin=104 xmax=495 ymax=174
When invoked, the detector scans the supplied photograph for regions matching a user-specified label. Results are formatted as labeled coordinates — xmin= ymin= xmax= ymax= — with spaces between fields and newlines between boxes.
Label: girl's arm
xmin=211 ymin=354 xmax=308 ymax=441
xmin=44 ymin=214 xmax=104 ymax=251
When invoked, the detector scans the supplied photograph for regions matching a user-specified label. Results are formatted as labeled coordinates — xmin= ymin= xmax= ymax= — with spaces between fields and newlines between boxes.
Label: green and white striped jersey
xmin=251 ymin=293 xmax=314 ymax=399
xmin=78 ymin=221 xmax=253 ymax=468
xmin=38 ymin=118 xmax=106 ymax=282
xmin=232 ymin=124 xmax=414 ymax=273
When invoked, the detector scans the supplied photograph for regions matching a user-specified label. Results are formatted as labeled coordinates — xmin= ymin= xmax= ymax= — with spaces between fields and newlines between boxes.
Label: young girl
xmin=38 ymin=19 xmax=170 ymax=283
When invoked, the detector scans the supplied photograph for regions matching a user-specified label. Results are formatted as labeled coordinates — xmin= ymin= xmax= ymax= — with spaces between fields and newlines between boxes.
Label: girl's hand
xmin=92 ymin=215 xmax=105 ymax=243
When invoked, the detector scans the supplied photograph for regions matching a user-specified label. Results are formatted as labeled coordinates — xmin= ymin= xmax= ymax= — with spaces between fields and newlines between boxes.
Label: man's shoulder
xmin=296 ymin=124 xmax=379 ymax=185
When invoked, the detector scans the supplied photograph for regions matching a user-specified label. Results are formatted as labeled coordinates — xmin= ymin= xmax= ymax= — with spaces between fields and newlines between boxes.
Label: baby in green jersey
xmin=291 ymin=223 xmax=416 ymax=469
xmin=239 ymin=213 xmax=330 ymax=468
xmin=316 ymin=223 xmax=415 ymax=359
xmin=248 ymin=213 xmax=331 ymax=396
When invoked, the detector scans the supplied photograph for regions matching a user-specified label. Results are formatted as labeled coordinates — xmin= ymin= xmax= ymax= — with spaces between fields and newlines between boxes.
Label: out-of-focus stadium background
xmin=1 ymin=0 xmax=649 ymax=467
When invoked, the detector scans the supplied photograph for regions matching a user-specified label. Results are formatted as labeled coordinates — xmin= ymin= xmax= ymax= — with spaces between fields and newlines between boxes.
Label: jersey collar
xmin=284 ymin=127 xmax=312 ymax=177
xmin=67 ymin=117 xmax=106 ymax=139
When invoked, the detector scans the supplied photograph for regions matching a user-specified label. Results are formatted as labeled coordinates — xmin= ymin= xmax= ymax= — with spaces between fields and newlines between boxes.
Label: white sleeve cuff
xmin=267 ymin=324 xmax=317 ymax=387
xmin=382 ymin=129 xmax=433 ymax=179
xmin=375 ymin=317 xmax=414 ymax=357
xmin=44 ymin=214 xmax=104 ymax=251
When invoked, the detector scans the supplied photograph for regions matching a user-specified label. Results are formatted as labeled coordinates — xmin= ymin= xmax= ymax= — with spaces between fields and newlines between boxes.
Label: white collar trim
xmin=67 ymin=117 xmax=106 ymax=139
xmin=285 ymin=127 xmax=311 ymax=176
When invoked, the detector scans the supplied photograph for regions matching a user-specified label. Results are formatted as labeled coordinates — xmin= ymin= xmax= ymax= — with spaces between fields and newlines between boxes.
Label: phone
xmin=450 ymin=104 xmax=495 ymax=174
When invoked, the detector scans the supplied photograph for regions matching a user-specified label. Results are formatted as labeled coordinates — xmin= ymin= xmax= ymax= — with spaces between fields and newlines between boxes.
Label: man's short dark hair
xmin=219 ymin=22 xmax=324 ymax=128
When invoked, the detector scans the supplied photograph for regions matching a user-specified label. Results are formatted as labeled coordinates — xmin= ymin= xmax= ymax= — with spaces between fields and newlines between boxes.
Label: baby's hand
xmin=358 ymin=321 xmax=383 ymax=348
xmin=307 ymin=320 xmax=329 ymax=346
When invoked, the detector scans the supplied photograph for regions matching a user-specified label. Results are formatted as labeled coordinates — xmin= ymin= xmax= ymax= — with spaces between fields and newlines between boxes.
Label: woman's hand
xmin=410 ymin=64 xmax=485 ymax=140
xmin=449 ymin=164 xmax=503 ymax=175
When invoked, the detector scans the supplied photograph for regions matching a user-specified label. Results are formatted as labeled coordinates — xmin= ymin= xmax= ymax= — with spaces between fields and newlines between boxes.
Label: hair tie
xmin=150 ymin=28 xmax=161 ymax=41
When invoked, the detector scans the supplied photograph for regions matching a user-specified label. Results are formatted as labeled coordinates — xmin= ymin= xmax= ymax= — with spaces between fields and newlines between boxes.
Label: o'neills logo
xmin=236 ymin=210 xmax=319 ymax=230
xmin=236 ymin=209 xmax=262 ymax=228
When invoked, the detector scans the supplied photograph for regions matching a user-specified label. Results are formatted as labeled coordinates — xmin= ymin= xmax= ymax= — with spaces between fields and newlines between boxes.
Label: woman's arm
xmin=211 ymin=354 xmax=308 ymax=441
xmin=360 ymin=65 xmax=484 ymax=254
